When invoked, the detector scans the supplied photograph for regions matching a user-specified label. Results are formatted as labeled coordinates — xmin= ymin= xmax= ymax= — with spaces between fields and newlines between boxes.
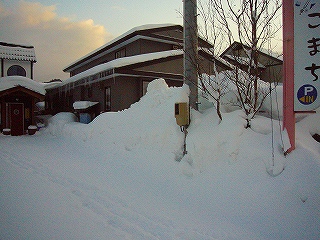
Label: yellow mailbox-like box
xmin=175 ymin=102 xmax=189 ymax=126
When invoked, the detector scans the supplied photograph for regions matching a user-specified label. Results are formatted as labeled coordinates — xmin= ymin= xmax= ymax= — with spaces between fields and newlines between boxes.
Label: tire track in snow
xmin=0 ymin=146 xmax=177 ymax=239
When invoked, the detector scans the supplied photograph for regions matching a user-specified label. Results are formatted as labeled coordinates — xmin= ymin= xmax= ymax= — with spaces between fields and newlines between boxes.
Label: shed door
xmin=9 ymin=103 xmax=24 ymax=136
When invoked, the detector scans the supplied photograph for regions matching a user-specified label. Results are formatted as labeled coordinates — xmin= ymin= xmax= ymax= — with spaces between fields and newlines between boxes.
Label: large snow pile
xmin=1 ymin=78 xmax=319 ymax=240
xmin=58 ymin=79 xmax=189 ymax=160
xmin=47 ymin=112 xmax=78 ymax=136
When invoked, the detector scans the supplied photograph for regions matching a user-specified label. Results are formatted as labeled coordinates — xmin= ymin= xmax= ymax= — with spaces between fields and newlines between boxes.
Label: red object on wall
xmin=9 ymin=103 xmax=24 ymax=136
xmin=283 ymin=0 xmax=295 ymax=153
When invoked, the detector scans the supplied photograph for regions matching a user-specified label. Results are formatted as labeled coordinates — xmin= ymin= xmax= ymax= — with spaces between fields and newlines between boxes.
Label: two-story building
xmin=45 ymin=24 xmax=232 ymax=118
xmin=220 ymin=41 xmax=283 ymax=83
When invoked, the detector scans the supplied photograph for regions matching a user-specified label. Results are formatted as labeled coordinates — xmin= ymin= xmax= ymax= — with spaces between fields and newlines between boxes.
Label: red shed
xmin=0 ymin=76 xmax=45 ymax=135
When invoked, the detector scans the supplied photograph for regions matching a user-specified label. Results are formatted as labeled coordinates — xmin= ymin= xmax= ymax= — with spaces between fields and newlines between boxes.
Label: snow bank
xmin=296 ymin=113 xmax=320 ymax=156
xmin=48 ymin=79 xmax=189 ymax=159
xmin=47 ymin=112 xmax=78 ymax=136
xmin=46 ymin=77 xmax=317 ymax=174
xmin=90 ymin=79 xmax=189 ymax=157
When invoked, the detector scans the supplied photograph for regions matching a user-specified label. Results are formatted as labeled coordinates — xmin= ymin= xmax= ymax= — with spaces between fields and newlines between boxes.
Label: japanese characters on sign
xmin=294 ymin=1 xmax=320 ymax=111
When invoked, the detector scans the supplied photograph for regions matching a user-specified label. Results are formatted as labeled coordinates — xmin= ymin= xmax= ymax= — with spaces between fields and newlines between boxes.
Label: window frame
xmin=105 ymin=86 xmax=111 ymax=111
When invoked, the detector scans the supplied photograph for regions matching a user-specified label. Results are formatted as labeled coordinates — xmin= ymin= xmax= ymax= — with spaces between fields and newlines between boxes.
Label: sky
xmin=0 ymin=0 xmax=184 ymax=82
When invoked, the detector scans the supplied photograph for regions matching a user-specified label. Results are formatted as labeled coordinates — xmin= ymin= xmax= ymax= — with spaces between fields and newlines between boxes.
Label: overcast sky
xmin=0 ymin=0 xmax=183 ymax=82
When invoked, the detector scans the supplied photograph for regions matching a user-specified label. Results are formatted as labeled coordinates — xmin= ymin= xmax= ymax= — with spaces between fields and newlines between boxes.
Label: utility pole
xmin=183 ymin=0 xmax=198 ymax=110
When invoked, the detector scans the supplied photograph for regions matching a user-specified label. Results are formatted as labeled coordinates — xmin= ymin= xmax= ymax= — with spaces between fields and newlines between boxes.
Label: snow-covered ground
xmin=1 ymin=79 xmax=319 ymax=240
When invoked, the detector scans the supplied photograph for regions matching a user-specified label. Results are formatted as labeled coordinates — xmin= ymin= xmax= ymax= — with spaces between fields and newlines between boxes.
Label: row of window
xmin=48 ymin=86 xmax=111 ymax=112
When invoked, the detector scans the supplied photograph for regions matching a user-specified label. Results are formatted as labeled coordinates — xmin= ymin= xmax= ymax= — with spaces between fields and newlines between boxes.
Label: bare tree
xmin=194 ymin=1 xmax=233 ymax=121
xmin=196 ymin=0 xmax=282 ymax=126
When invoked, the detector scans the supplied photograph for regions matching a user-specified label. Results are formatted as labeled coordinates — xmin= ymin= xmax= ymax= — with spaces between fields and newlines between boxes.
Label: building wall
xmin=198 ymin=55 xmax=229 ymax=75
xmin=45 ymin=73 xmax=184 ymax=116
xmin=139 ymin=39 xmax=175 ymax=54
xmin=135 ymin=55 xmax=224 ymax=77
xmin=69 ymin=39 xmax=178 ymax=77
xmin=136 ymin=57 xmax=183 ymax=74
xmin=222 ymin=47 xmax=283 ymax=83
xmin=152 ymin=28 xmax=183 ymax=40
xmin=46 ymin=76 xmax=139 ymax=114
xmin=260 ymin=64 xmax=283 ymax=83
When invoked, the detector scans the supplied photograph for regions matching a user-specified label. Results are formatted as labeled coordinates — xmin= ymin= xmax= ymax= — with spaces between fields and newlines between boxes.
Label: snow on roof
xmin=0 ymin=42 xmax=36 ymax=62
xmin=0 ymin=76 xmax=46 ymax=95
xmin=226 ymin=41 xmax=282 ymax=62
xmin=55 ymin=49 xmax=183 ymax=87
xmin=201 ymin=48 xmax=235 ymax=69
xmin=225 ymin=54 xmax=266 ymax=68
xmin=64 ymin=24 xmax=179 ymax=70
xmin=73 ymin=101 xmax=99 ymax=110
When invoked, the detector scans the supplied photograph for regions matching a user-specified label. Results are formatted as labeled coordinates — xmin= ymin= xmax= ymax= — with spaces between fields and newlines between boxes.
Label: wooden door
xmin=10 ymin=103 xmax=24 ymax=136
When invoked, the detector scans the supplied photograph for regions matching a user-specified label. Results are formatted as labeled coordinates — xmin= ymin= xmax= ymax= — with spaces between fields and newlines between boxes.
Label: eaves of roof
xmin=51 ymin=50 xmax=184 ymax=89
xmin=0 ymin=85 xmax=44 ymax=100
xmin=63 ymin=24 xmax=182 ymax=72
xmin=220 ymin=41 xmax=283 ymax=63
xmin=64 ymin=35 xmax=183 ymax=73
xmin=0 ymin=42 xmax=37 ymax=62
xmin=0 ymin=76 xmax=45 ymax=95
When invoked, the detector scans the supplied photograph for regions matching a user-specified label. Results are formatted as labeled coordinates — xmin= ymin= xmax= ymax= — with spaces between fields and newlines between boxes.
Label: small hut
xmin=0 ymin=76 xmax=45 ymax=135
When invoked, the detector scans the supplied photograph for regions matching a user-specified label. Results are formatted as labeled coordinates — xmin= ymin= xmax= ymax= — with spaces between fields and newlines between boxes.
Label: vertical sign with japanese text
xmin=294 ymin=1 xmax=320 ymax=111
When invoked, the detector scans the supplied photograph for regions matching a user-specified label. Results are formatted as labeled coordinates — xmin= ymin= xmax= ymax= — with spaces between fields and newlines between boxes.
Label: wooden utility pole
xmin=183 ymin=0 xmax=198 ymax=110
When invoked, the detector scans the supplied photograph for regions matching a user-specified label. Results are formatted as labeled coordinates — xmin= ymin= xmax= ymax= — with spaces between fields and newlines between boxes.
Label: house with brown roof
xmin=45 ymin=24 xmax=232 ymax=119
xmin=0 ymin=42 xmax=45 ymax=135
xmin=220 ymin=41 xmax=283 ymax=83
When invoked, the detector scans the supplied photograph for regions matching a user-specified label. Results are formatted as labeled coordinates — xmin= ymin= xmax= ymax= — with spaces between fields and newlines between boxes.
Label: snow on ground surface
xmin=1 ymin=79 xmax=320 ymax=240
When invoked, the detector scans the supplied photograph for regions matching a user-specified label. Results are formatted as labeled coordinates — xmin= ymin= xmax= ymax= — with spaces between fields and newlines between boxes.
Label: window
xmin=67 ymin=93 xmax=73 ymax=108
xmin=115 ymin=48 xmax=126 ymax=59
xmin=87 ymin=86 xmax=93 ymax=98
xmin=105 ymin=87 xmax=111 ymax=111
xmin=81 ymin=86 xmax=85 ymax=99
xmin=7 ymin=65 xmax=26 ymax=77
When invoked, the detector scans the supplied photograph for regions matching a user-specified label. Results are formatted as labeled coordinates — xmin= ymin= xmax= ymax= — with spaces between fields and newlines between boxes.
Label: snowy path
xmin=0 ymin=133 xmax=218 ymax=240
xmin=0 ymin=135 xmax=175 ymax=239
xmin=1 ymin=108 xmax=320 ymax=240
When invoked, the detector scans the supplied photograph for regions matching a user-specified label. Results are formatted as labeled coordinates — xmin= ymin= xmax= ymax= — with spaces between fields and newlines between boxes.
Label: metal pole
xmin=184 ymin=0 xmax=198 ymax=110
